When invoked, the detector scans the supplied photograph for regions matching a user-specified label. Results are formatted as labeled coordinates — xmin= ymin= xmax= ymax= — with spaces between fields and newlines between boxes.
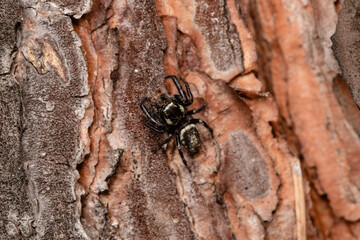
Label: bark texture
xmin=0 ymin=0 xmax=359 ymax=239
xmin=332 ymin=0 xmax=360 ymax=108
xmin=0 ymin=1 xmax=34 ymax=239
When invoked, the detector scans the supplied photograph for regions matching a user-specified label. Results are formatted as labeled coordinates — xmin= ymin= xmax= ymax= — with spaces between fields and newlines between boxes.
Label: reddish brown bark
xmin=0 ymin=0 xmax=359 ymax=239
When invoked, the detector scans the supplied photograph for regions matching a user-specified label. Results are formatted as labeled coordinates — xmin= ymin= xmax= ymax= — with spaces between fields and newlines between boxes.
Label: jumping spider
xmin=140 ymin=75 xmax=213 ymax=169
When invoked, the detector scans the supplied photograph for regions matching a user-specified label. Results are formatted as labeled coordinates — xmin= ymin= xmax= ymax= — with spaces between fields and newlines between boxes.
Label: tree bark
xmin=0 ymin=0 xmax=359 ymax=239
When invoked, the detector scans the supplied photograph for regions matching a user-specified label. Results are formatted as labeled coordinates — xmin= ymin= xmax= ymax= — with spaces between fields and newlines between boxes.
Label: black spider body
xmin=162 ymin=102 xmax=185 ymax=126
xmin=141 ymin=75 xmax=213 ymax=168
xmin=179 ymin=124 xmax=201 ymax=155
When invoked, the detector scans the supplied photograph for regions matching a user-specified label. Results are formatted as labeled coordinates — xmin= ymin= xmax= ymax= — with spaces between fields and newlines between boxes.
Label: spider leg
xmin=166 ymin=75 xmax=189 ymax=104
xmin=151 ymin=101 xmax=160 ymax=110
xmin=188 ymin=118 xmax=214 ymax=138
xmin=141 ymin=98 xmax=164 ymax=126
xmin=150 ymin=101 xmax=168 ymax=126
xmin=145 ymin=122 xmax=165 ymax=133
xmin=160 ymin=93 xmax=171 ymax=101
xmin=181 ymin=78 xmax=193 ymax=106
xmin=175 ymin=132 xmax=190 ymax=171
xmin=159 ymin=134 xmax=173 ymax=147
xmin=174 ymin=94 xmax=184 ymax=104
xmin=187 ymin=105 xmax=205 ymax=115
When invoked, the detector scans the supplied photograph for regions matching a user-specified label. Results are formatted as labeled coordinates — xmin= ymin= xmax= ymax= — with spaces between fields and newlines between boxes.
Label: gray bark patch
xmin=0 ymin=75 xmax=35 ymax=239
xmin=222 ymin=130 xmax=270 ymax=199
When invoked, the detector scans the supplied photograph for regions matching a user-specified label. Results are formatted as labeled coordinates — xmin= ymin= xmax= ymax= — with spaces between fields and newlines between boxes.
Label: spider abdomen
xmin=180 ymin=124 xmax=201 ymax=155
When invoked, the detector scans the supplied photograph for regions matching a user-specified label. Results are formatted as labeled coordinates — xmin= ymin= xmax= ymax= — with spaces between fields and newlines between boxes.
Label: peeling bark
xmin=0 ymin=0 xmax=359 ymax=239
xmin=332 ymin=0 xmax=360 ymax=108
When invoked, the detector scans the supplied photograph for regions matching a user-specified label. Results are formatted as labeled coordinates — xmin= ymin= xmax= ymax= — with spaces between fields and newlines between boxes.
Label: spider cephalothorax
xmin=140 ymin=75 xmax=213 ymax=169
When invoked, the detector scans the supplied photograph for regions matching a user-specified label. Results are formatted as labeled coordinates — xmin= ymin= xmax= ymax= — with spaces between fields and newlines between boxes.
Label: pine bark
xmin=0 ymin=0 xmax=359 ymax=239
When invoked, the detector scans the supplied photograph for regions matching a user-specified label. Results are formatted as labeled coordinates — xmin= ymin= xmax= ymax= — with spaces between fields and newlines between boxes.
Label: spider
xmin=140 ymin=75 xmax=213 ymax=169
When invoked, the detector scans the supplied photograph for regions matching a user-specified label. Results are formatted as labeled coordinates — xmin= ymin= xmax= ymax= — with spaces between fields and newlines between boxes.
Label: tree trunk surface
xmin=0 ymin=0 xmax=359 ymax=239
